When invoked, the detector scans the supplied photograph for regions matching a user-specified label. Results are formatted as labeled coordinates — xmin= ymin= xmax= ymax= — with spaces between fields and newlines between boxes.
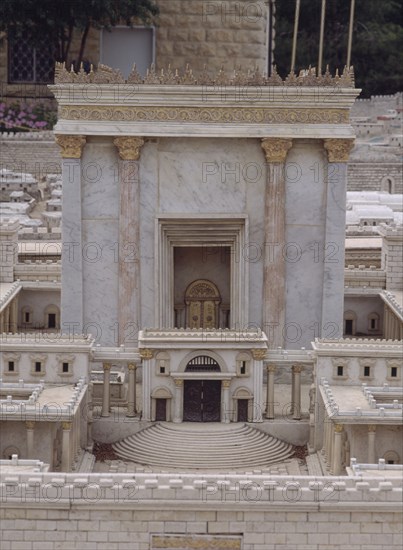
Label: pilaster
xmin=261 ymin=138 xmax=293 ymax=347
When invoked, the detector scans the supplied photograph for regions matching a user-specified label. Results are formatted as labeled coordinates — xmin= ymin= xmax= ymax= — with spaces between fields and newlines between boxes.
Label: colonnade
xmin=101 ymin=362 xmax=138 ymax=418
xmin=265 ymin=364 xmax=304 ymax=421
xmin=383 ymin=304 xmax=403 ymax=340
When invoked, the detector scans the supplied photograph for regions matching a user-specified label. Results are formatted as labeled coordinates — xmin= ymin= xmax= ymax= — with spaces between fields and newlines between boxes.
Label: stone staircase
xmin=113 ymin=423 xmax=294 ymax=469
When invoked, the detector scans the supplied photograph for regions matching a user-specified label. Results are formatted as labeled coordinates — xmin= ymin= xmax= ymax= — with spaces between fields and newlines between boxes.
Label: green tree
xmin=0 ymin=0 xmax=158 ymax=69
xmin=274 ymin=0 xmax=403 ymax=96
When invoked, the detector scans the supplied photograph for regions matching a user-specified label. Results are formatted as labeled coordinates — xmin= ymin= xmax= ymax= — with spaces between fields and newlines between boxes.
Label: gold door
xmin=185 ymin=280 xmax=221 ymax=329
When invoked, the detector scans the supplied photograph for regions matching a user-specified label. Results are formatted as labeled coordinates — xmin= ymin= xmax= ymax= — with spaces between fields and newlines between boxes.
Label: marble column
xmin=126 ymin=363 xmax=137 ymax=417
xmin=140 ymin=349 xmax=153 ymax=420
xmin=266 ymin=364 xmax=276 ymax=419
xmin=261 ymin=138 xmax=293 ymax=347
xmin=0 ymin=311 xmax=4 ymax=333
xmin=101 ymin=362 xmax=111 ymax=418
xmin=252 ymin=349 xmax=266 ymax=422
xmin=4 ymin=306 xmax=10 ymax=333
xmin=322 ymin=139 xmax=355 ymax=337
xmin=333 ymin=424 xmax=344 ymax=475
xmin=61 ymin=421 xmax=72 ymax=472
xmin=55 ymin=135 xmax=86 ymax=333
xmin=173 ymin=379 xmax=183 ymax=423
xmin=26 ymin=421 xmax=35 ymax=459
xmin=113 ymin=137 xmax=145 ymax=345
xmin=10 ymin=297 xmax=18 ymax=333
xmin=86 ymin=382 xmax=93 ymax=447
xmin=292 ymin=365 xmax=302 ymax=420
xmin=368 ymin=425 xmax=377 ymax=464
xmin=221 ymin=379 xmax=231 ymax=423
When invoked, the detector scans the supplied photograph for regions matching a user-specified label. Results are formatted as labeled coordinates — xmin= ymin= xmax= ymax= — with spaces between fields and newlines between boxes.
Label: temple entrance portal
xmin=183 ymin=355 xmax=222 ymax=421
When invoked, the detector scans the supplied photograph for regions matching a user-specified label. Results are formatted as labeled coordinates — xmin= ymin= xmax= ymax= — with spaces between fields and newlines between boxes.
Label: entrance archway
xmin=183 ymin=355 xmax=221 ymax=422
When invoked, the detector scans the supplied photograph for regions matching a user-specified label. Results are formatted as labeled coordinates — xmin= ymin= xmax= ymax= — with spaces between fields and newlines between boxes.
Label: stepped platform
xmin=113 ymin=422 xmax=294 ymax=470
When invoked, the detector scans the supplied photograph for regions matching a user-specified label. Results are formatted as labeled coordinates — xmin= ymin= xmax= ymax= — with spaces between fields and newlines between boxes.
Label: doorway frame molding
xmin=155 ymin=215 xmax=249 ymax=329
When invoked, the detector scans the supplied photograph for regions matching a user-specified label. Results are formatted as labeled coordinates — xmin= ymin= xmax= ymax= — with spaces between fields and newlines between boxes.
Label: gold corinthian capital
xmin=55 ymin=135 xmax=86 ymax=159
xmin=261 ymin=138 xmax=293 ymax=163
xmin=324 ymin=138 xmax=355 ymax=162
xmin=113 ymin=136 xmax=145 ymax=161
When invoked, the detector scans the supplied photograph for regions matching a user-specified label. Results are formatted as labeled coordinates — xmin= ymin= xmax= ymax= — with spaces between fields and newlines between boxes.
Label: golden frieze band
xmin=59 ymin=106 xmax=349 ymax=125
xmin=55 ymin=62 xmax=355 ymax=88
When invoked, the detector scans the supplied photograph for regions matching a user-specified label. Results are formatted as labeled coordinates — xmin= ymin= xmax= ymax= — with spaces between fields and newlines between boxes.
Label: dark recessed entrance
xmin=183 ymin=380 xmax=221 ymax=422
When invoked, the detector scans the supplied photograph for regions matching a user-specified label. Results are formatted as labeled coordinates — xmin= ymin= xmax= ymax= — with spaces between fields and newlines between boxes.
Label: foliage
xmin=0 ymin=0 xmax=159 ymax=68
xmin=274 ymin=0 xmax=403 ymax=97
xmin=0 ymin=101 xmax=57 ymax=132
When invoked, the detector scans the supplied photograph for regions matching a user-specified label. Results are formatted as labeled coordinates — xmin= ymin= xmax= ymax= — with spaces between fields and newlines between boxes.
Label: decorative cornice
xmin=55 ymin=134 xmax=86 ymax=159
xmin=261 ymin=138 xmax=293 ymax=163
xmin=59 ymin=106 xmax=349 ymax=125
xmin=139 ymin=349 xmax=154 ymax=360
xmin=324 ymin=138 xmax=355 ymax=163
xmin=113 ymin=136 xmax=145 ymax=161
xmin=55 ymin=62 xmax=355 ymax=88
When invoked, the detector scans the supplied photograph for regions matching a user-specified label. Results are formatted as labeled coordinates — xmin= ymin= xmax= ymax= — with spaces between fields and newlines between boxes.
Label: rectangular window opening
xmin=364 ymin=366 xmax=370 ymax=377
xmin=337 ymin=366 xmax=344 ymax=376
xmin=391 ymin=367 xmax=397 ymax=377
xmin=62 ymin=362 xmax=69 ymax=373
xmin=35 ymin=362 xmax=41 ymax=372
xmin=8 ymin=361 xmax=14 ymax=372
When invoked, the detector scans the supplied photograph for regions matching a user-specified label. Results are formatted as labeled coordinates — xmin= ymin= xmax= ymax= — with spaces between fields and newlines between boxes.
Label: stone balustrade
xmin=0 ymin=471 xmax=401 ymax=506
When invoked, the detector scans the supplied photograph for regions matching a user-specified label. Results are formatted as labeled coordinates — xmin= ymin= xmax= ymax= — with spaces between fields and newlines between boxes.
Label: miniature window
xmin=337 ymin=366 xmax=344 ymax=377
xmin=368 ymin=312 xmax=380 ymax=332
xmin=387 ymin=363 xmax=401 ymax=381
xmin=21 ymin=306 xmax=33 ymax=326
xmin=56 ymin=354 xmax=75 ymax=377
xmin=3 ymin=353 xmax=20 ymax=376
xmin=155 ymin=352 xmax=170 ymax=376
xmin=359 ymin=360 xmax=374 ymax=381
xmin=236 ymin=353 xmax=251 ymax=377
xmin=332 ymin=359 xmax=349 ymax=380
xmin=30 ymin=354 xmax=47 ymax=376
xmin=364 ymin=366 xmax=371 ymax=377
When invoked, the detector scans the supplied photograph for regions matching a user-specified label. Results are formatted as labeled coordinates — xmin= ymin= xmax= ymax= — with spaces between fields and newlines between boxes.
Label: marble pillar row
xmin=260 ymin=138 xmax=293 ymax=348
xmin=61 ymin=421 xmax=72 ymax=472
xmin=266 ymin=364 xmax=276 ymax=419
xmin=113 ymin=137 xmax=145 ymax=346
xmin=101 ymin=362 xmax=111 ymax=417
xmin=368 ymin=425 xmax=377 ymax=463
xmin=11 ymin=296 xmax=18 ymax=332
xmin=55 ymin=135 xmax=86 ymax=333
xmin=0 ymin=311 xmax=4 ymax=333
xmin=322 ymin=139 xmax=355 ymax=338
xmin=173 ymin=379 xmax=184 ymax=423
xmin=127 ymin=363 xmax=137 ymax=417
xmin=140 ymin=349 xmax=153 ymax=421
xmin=252 ymin=349 xmax=266 ymax=422
xmin=26 ymin=421 xmax=35 ymax=459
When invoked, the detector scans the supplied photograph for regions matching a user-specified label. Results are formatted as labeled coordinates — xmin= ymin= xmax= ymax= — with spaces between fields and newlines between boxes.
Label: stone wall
xmin=0 ymin=472 xmax=402 ymax=549
xmin=351 ymin=93 xmax=403 ymax=118
xmin=155 ymin=0 xmax=268 ymax=73
xmin=347 ymin=163 xmax=403 ymax=193
xmin=0 ymin=133 xmax=62 ymax=179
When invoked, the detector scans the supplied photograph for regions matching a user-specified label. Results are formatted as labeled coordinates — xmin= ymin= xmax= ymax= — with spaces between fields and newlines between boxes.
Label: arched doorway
xmin=183 ymin=355 xmax=221 ymax=422
xmin=185 ymin=279 xmax=221 ymax=329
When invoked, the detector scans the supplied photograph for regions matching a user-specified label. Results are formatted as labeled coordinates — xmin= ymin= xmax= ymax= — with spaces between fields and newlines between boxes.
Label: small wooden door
xmin=237 ymin=399 xmax=249 ymax=422
xmin=155 ymin=398 xmax=167 ymax=421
